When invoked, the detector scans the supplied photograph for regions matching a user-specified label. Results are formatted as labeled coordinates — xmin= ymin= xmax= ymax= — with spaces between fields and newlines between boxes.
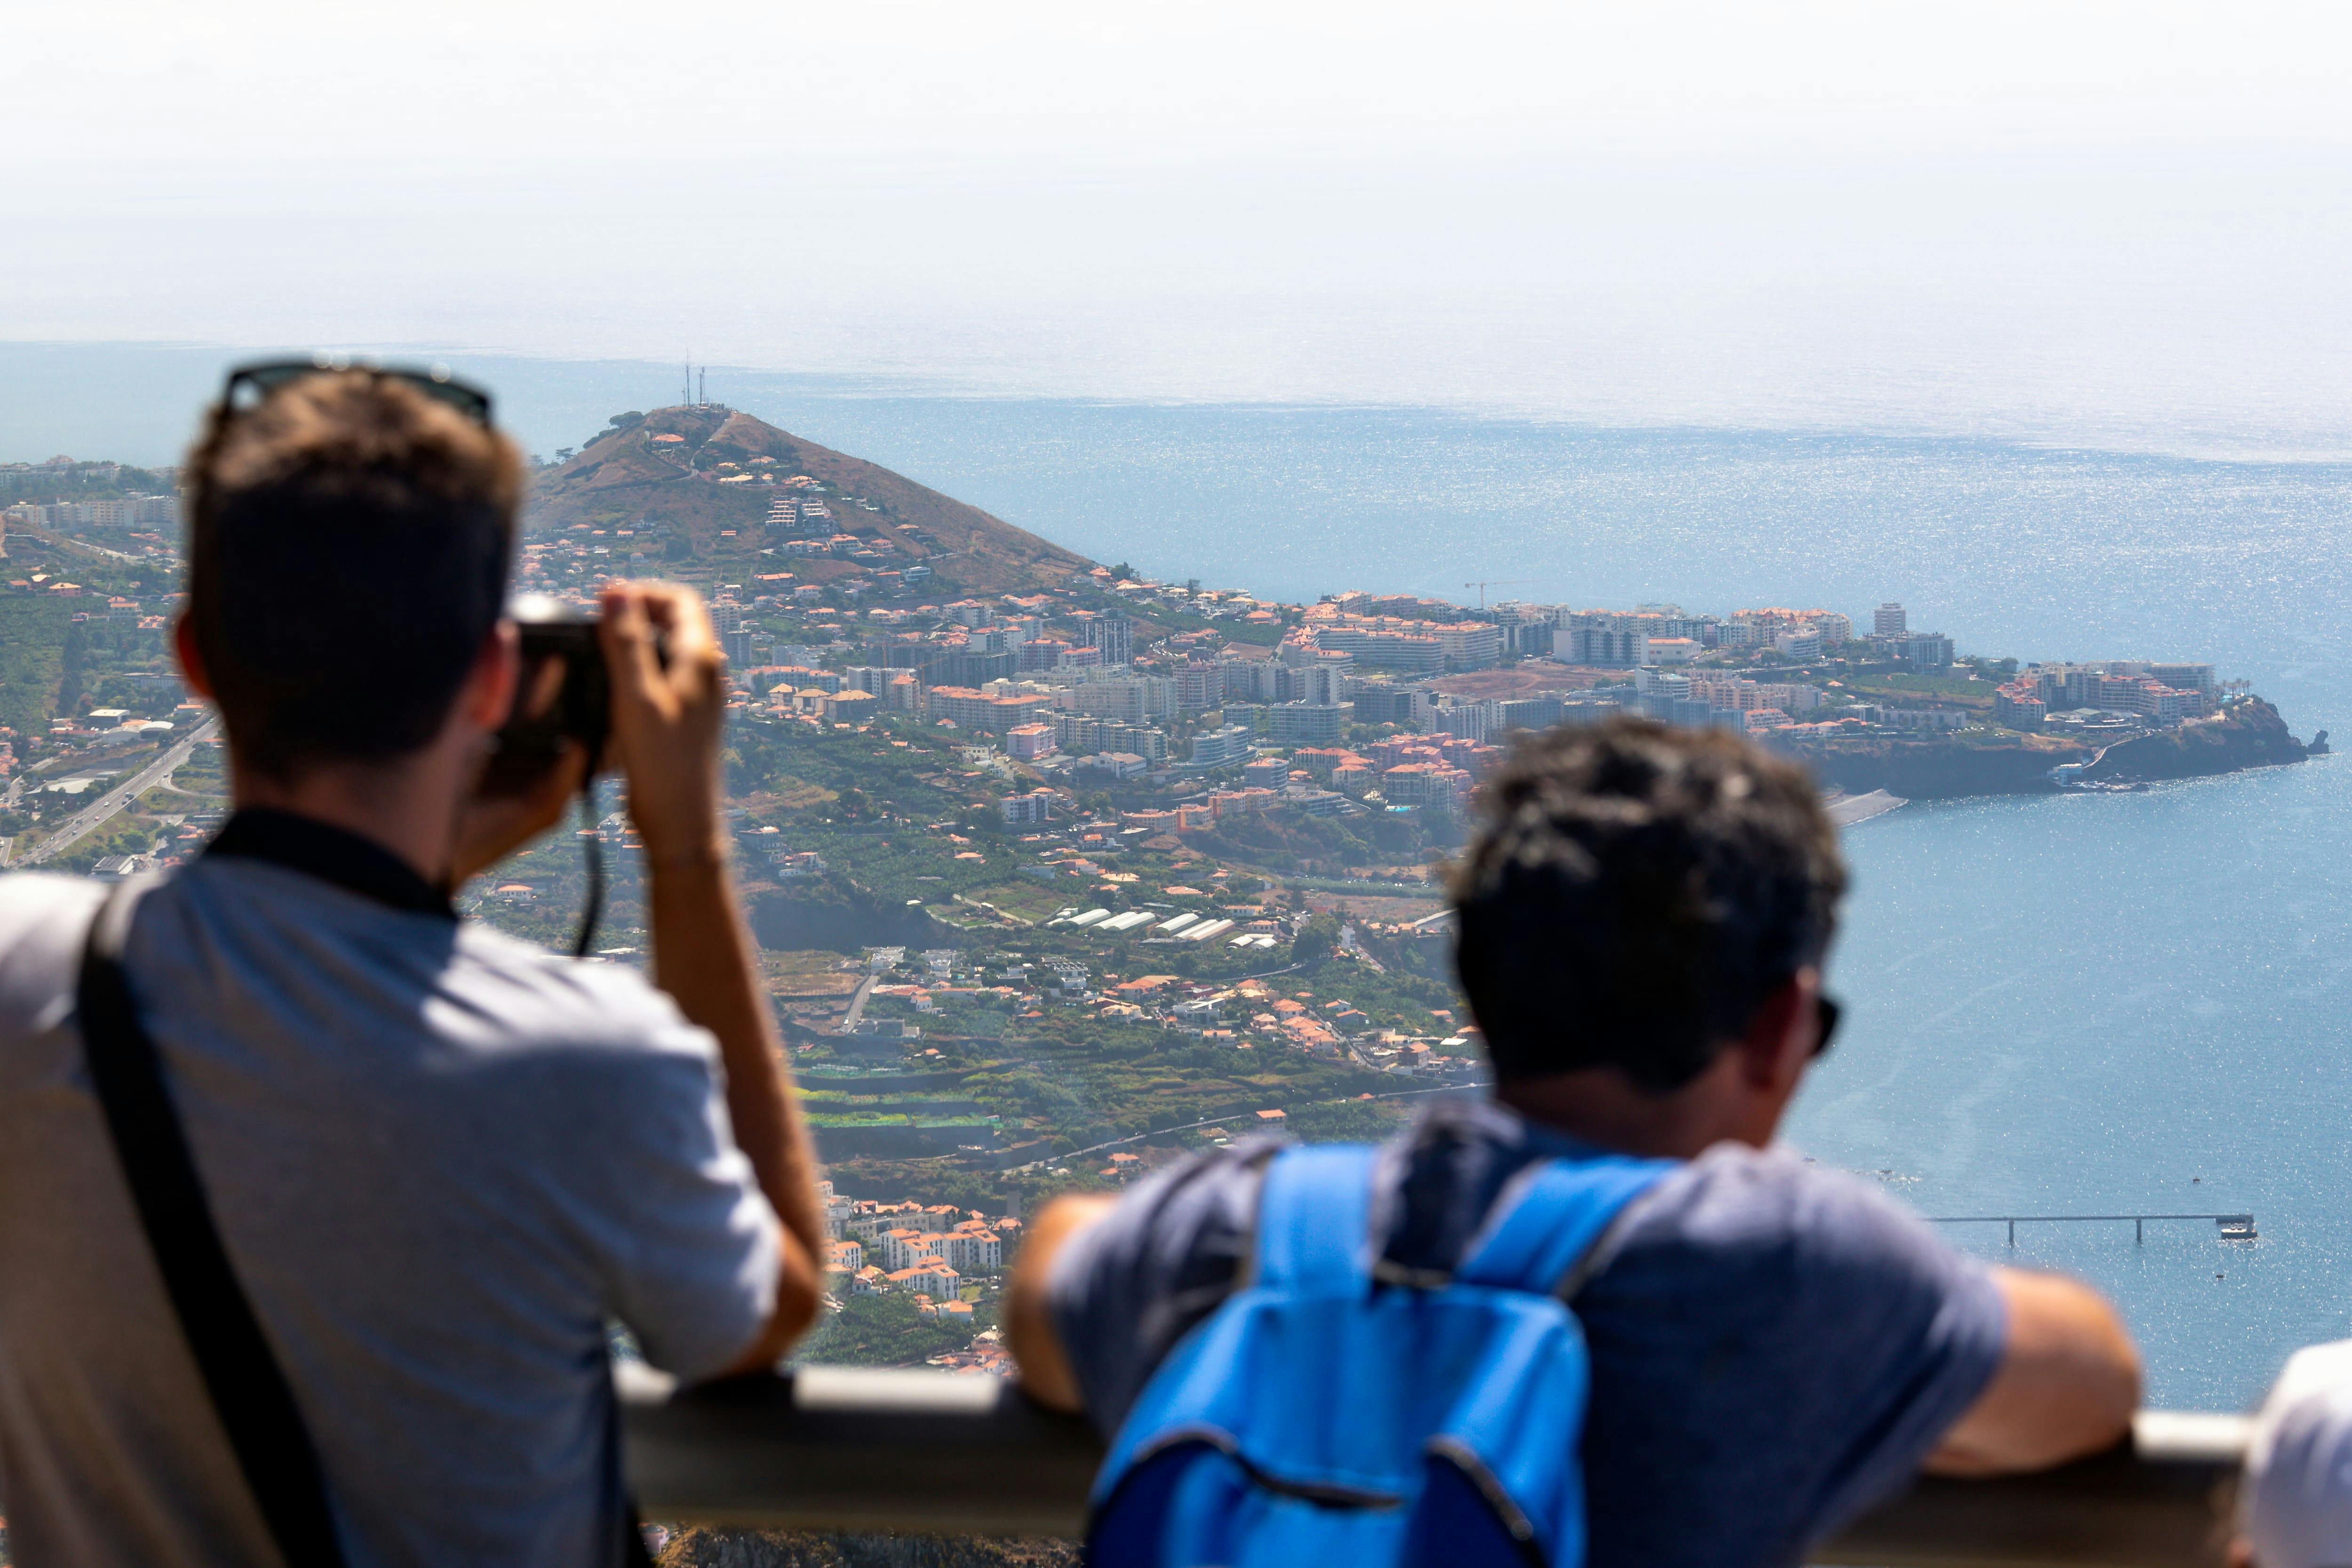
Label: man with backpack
xmin=1008 ymin=718 xmax=2140 ymax=1568
xmin=0 ymin=366 xmax=823 ymax=1564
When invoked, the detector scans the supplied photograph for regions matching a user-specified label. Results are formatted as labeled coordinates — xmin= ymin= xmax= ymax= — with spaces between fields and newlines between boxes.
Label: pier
xmin=1928 ymin=1213 xmax=2257 ymax=1246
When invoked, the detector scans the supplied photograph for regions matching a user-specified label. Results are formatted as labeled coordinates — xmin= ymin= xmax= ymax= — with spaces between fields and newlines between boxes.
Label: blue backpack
xmin=1087 ymin=1142 xmax=1669 ymax=1568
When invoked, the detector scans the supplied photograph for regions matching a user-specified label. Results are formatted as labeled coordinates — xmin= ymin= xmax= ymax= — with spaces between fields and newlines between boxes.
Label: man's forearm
xmin=646 ymin=853 xmax=826 ymax=1264
xmin=1925 ymin=1268 xmax=2140 ymax=1475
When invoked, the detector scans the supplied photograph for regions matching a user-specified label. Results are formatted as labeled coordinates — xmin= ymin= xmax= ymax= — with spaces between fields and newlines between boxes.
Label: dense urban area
xmin=0 ymin=405 xmax=2318 ymax=1395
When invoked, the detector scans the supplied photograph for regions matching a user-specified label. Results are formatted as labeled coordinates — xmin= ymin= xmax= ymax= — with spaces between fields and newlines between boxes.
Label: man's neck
xmin=230 ymin=753 xmax=467 ymax=890
xmin=1494 ymin=1050 xmax=1770 ymax=1161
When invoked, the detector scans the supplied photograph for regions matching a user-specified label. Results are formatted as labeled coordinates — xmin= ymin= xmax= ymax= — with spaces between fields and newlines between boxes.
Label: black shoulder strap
xmin=78 ymin=882 xmax=352 ymax=1568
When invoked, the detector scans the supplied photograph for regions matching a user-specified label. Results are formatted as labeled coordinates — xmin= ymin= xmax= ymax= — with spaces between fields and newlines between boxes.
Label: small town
xmin=0 ymin=412 xmax=2311 ymax=1390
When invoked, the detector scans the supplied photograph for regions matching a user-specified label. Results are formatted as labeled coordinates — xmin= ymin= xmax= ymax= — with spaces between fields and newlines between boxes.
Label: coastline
xmin=1826 ymin=788 xmax=1907 ymax=828
xmin=1786 ymin=699 xmax=2307 ymax=803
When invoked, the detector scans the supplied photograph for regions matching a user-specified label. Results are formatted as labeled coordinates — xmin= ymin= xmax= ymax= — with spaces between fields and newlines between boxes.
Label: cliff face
xmin=2080 ymin=699 xmax=2307 ymax=782
xmin=1784 ymin=737 xmax=2090 ymax=800
xmin=1783 ymin=700 xmax=2309 ymax=798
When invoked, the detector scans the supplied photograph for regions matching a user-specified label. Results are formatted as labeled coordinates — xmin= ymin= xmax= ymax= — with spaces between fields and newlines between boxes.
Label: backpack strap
xmin=79 ymin=879 xmax=354 ymax=1568
xmin=1452 ymin=1155 xmax=1673 ymax=1296
xmin=1251 ymin=1143 xmax=1379 ymax=1294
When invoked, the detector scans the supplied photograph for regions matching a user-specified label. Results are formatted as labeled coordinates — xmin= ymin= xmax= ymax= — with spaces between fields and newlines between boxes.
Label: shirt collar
xmin=203 ymin=808 xmax=457 ymax=921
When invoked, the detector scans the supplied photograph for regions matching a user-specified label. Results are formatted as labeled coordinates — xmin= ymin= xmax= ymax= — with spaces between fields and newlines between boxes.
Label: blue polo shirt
xmin=1049 ymin=1097 xmax=2007 ymax=1568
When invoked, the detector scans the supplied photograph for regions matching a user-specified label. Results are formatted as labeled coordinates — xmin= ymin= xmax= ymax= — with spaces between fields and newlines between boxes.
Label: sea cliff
xmin=1786 ymin=736 xmax=2089 ymax=800
xmin=1784 ymin=699 xmax=2308 ymax=801
xmin=2080 ymin=698 xmax=2308 ymax=783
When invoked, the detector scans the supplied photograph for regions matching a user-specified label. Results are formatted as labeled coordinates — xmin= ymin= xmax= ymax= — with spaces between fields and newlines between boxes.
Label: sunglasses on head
xmin=222 ymin=357 xmax=493 ymax=425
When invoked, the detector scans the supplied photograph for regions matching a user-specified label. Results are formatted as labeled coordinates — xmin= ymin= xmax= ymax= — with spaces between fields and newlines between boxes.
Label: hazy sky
xmin=9 ymin=4 xmax=2352 ymax=451
xmin=15 ymin=2 xmax=2352 ymax=161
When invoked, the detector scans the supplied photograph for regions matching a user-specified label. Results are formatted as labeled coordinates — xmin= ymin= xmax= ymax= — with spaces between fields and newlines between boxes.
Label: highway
xmin=16 ymin=715 xmax=221 ymax=869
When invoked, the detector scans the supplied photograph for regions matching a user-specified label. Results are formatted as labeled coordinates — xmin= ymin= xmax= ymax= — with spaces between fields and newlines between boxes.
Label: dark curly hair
xmin=184 ymin=371 xmax=521 ymax=776
xmin=1451 ymin=716 xmax=1847 ymax=1092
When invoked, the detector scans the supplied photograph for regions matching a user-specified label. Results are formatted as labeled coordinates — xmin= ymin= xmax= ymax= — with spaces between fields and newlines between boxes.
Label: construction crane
xmin=1463 ymin=579 xmax=1534 ymax=609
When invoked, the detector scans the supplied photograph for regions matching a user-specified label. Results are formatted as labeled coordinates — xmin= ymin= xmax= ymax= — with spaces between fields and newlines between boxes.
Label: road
xmin=17 ymin=716 xmax=220 ymax=868
xmin=837 ymin=972 xmax=880 ymax=1033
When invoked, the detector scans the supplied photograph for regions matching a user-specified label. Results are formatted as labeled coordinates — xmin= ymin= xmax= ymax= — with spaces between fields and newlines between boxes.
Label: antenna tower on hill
xmin=699 ymin=367 xmax=706 ymax=407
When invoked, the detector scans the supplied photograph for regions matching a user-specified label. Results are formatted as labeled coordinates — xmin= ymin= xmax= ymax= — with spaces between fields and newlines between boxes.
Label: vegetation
xmin=0 ymin=597 xmax=69 ymax=734
xmin=796 ymin=1293 xmax=985 ymax=1369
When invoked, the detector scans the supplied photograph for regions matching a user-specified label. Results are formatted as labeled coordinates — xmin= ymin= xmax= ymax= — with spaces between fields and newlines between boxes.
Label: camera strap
xmin=78 ymin=881 xmax=656 ymax=1568
xmin=78 ymin=879 xmax=353 ymax=1568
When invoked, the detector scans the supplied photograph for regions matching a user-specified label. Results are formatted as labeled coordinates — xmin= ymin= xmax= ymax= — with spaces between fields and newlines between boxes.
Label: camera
xmin=483 ymin=594 xmax=613 ymax=791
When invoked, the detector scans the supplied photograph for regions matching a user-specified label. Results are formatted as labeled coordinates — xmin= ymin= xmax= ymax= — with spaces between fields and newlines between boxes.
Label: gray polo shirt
xmin=0 ymin=813 xmax=781 ymax=1567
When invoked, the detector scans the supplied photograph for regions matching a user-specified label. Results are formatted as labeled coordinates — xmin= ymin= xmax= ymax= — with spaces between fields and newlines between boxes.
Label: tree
xmin=1291 ymin=911 xmax=1342 ymax=967
xmin=797 ymin=1293 xmax=971 ymax=1368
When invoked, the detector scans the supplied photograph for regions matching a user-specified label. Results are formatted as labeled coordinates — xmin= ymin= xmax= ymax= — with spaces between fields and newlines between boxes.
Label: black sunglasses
xmin=222 ymin=357 xmax=493 ymax=425
xmin=1813 ymin=994 xmax=1843 ymax=1060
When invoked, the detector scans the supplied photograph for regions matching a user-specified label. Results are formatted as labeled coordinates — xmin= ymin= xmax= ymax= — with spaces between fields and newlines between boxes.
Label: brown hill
xmin=526 ymin=405 xmax=1093 ymax=595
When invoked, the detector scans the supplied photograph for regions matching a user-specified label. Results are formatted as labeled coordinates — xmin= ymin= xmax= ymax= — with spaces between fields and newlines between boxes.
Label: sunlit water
xmin=13 ymin=345 xmax=2352 ymax=1409
xmin=709 ymin=390 xmax=2352 ymax=1410
xmin=1796 ymin=763 xmax=2352 ymax=1411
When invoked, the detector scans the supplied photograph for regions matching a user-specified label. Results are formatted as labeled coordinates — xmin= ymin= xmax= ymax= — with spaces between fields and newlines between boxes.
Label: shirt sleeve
xmin=1576 ymin=1145 xmax=2009 ymax=1568
xmin=551 ymin=1003 xmax=783 ymax=1385
xmin=1046 ymin=1139 xmax=1278 ymax=1435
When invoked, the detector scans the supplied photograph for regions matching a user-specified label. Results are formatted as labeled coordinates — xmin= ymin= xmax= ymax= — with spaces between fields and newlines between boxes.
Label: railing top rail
xmin=618 ymin=1364 xmax=2252 ymax=1566
xmin=1929 ymin=1213 xmax=2254 ymax=1223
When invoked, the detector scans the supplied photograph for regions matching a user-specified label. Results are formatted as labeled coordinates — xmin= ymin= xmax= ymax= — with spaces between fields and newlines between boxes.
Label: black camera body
xmin=484 ymin=594 xmax=612 ymax=791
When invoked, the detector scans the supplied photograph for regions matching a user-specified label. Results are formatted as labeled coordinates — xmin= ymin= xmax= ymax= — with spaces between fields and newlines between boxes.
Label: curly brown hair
xmin=1451 ymin=716 xmax=1847 ymax=1091
xmin=184 ymin=371 xmax=522 ymax=776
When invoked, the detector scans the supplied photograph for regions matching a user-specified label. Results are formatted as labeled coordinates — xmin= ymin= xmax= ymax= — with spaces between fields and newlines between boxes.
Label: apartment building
xmin=936 ymin=1229 xmax=1003 ymax=1275
xmin=924 ymin=685 xmax=1057 ymax=733
xmin=1227 ymin=703 xmax=1346 ymax=747
xmin=1073 ymin=612 xmax=1133 ymax=666
xmin=1310 ymin=625 xmax=1446 ymax=673
xmin=1554 ymin=608 xmax=1714 ymax=667
xmin=1190 ymin=724 xmax=1255 ymax=767
xmin=1006 ymin=723 xmax=1057 ymax=761
xmin=1001 ymin=788 xmax=1056 ymax=825
xmin=1994 ymin=682 xmax=2048 ymax=730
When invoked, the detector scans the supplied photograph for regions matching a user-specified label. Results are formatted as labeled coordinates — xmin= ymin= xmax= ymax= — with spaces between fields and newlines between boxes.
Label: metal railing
xmin=618 ymin=1364 xmax=2249 ymax=1567
xmin=1930 ymin=1213 xmax=2258 ymax=1246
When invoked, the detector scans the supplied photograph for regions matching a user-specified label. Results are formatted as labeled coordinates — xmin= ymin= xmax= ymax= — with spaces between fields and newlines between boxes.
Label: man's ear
xmin=1734 ymin=970 xmax=1818 ymax=1090
xmin=460 ymin=621 xmax=521 ymax=733
xmin=173 ymin=614 xmax=214 ymax=701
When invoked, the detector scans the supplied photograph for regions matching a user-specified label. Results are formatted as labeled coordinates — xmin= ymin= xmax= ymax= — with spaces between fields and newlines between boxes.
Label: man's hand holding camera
xmin=461 ymin=579 xmax=822 ymax=1364
xmin=603 ymin=581 xmax=825 ymax=1361
xmin=598 ymin=582 xmax=730 ymax=874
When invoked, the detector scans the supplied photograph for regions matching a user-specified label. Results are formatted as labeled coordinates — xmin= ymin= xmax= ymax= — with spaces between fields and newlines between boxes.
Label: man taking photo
xmin=1009 ymin=718 xmax=2142 ymax=1568
xmin=0 ymin=367 xmax=822 ymax=1564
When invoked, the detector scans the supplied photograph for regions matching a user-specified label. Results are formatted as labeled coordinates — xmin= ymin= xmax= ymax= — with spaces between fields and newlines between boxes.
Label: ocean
xmin=10 ymin=342 xmax=2352 ymax=1409
xmin=614 ymin=381 xmax=2352 ymax=1412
